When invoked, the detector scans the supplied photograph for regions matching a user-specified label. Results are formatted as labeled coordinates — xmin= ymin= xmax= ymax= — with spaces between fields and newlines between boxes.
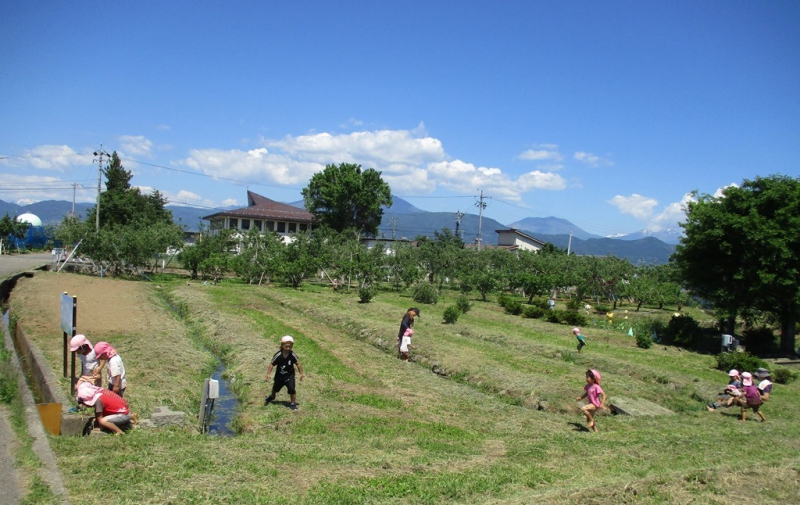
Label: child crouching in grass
xmin=577 ymin=369 xmax=606 ymax=433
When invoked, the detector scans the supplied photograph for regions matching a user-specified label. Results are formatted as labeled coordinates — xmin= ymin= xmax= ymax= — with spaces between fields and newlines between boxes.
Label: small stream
xmin=161 ymin=296 xmax=240 ymax=436
xmin=206 ymin=362 xmax=238 ymax=436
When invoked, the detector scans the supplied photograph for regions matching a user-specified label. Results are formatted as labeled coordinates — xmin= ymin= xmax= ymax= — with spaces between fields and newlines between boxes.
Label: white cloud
xmin=608 ymin=194 xmax=658 ymax=220
xmin=0 ymin=145 xmax=92 ymax=171
xmin=265 ymin=129 xmax=446 ymax=167
xmin=427 ymin=160 xmax=566 ymax=200
xmin=714 ymin=183 xmax=738 ymax=198
xmin=0 ymin=173 xmax=96 ymax=204
xmin=646 ymin=193 xmax=693 ymax=231
xmin=180 ymin=128 xmax=567 ymax=201
xmin=119 ymin=135 xmax=153 ymax=157
xmin=518 ymin=146 xmax=563 ymax=162
xmin=574 ymin=151 xmax=612 ymax=167
xmin=180 ymin=147 xmax=322 ymax=186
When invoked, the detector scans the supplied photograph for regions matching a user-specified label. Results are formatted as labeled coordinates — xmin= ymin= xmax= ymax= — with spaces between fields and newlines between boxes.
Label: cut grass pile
xmin=11 ymin=273 xmax=800 ymax=504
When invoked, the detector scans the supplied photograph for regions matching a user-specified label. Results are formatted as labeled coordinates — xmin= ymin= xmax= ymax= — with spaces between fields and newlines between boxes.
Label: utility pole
xmin=93 ymin=148 xmax=109 ymax=233
xmin=454 ymin=210 xmax=464 ymax=240
xmin=71 ymin=183 xmax=77 ymax=218
xmin=475 ymin=190 xmax=489 ymax=251
xmin=567 ymin=230 xmax=573 ymax=255
xmin=390 ymin=217 xmax=398 ymax=240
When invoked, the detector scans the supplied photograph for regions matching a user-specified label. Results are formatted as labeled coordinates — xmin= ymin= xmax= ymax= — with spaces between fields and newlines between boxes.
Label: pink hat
xmin=281 ymin=335 xmax=294 ymax=344
xmin=588 ymin=369 xmax=601 ymax=384
xmin=404 ymin=328 xmax=414 ymax=337
xmin=741 ymin=371 xmax=753 ymax=386
xmin=728 ymin=369 xmax=739 ymax=377
xmin=93 ymin=342 xmax=117 ymax=359
xmin=76 ymin=382 xmax=103 ymax=406
xmin=69 ymin=334 xmax=92 ymax=352
xmin=572 ymin=327 xmax=581 ymax=334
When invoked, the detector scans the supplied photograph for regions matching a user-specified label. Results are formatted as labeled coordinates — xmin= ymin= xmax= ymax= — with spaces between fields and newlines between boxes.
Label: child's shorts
xmin=272 ymin=375 xmax=297 ymax=395
xmin=581 ymin=403 xmax=598 ymax=414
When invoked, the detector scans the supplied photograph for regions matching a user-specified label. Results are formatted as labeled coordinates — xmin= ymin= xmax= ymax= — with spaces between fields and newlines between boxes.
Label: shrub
xmin=546 ymin=311 xmax=561 ymax=324
xmin=413 ymin=283 xmax=439 ymax=305
xmin=530 ymin=298 xmax=550 ymax=310
xmin=497 ymin=294 xmax=512 ymax=309
xmin=443 ymin=305 xmax=460 ymax=324
xmin=522 ymin=306 xmax=546 ymax=319
xmin=456 ymin=295 xmax=472 ymax=314
xmin=741 ymin=327 xmax=779 ymax=355
xmin=566 ymin=298 xmax=583 ymax=311
xmin=636 ymin=333 xmax=653 ymax=349
xmin=662 ymin=315 xmax=704 ymax=350
xmin=504 ymin=300 xmax=523 ymax=316
xmin=358 ymin=286 xmax=375 ymax=303
xmin=715 ymin=351 xmax=769 ymax=374
xmin=561 ymin=310 xmax=587 ymax=327
xmin=772 ymin=367 xmax=798 ymax=385
xmin=631 ymin=318 xmax=667 ymax=343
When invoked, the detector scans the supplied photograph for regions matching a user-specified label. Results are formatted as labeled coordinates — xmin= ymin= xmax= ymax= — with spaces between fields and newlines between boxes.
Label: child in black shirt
xmin=264 ymin=335 xmax=304 ymax=411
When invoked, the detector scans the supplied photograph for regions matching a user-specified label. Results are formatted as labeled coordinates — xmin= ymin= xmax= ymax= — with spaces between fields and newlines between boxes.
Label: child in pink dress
xmin=577 ymin=369 xmax=607 ymax=433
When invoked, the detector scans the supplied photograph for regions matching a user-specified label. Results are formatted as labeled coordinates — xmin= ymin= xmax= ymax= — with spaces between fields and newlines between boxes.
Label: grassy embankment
xmin=13 ymin=273 xmax=800 ymax=504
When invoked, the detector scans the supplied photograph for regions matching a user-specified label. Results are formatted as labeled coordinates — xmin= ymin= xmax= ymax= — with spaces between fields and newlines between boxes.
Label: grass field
xmin=11 ymin=273 xmax=800 ymax=504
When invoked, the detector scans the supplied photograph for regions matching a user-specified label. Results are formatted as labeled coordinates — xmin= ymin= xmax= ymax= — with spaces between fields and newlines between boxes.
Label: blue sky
xmin=1 ymin=1 xmax=798 ymax=237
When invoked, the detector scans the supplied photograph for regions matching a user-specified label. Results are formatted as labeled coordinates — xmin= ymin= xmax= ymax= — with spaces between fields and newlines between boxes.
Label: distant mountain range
xmin=1 ymin=196 xmax=678 ymax=264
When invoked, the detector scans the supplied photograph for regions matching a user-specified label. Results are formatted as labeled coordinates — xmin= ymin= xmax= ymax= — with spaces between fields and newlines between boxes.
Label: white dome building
xmin=16 ymin=212 xmax=43 ymax=227
xmin=11 ymin=212 xmax=48 ymax=249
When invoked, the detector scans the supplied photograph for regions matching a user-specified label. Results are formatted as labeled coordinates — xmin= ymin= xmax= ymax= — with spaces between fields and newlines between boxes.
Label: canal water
xmin=205 ymin=362 xmax=238 ymax=436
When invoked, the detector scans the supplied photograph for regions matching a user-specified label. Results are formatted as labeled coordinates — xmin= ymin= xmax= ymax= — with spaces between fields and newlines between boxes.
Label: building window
xmin=266 ymin=221 xmax=275 ymax=232
xmin=254 ymin=220 xmax=262 ymax=231
xmin=277 ymin=222 xmax=286 ymax=233
xmin=288 ymin=222 xmax=297 ymax=233
xmin=229 ymin=218 xmax=238 ymax=229
xmin=299 ymin=223 xmax=308 ymax=232
xmin=241 ymin=219 xmax=250 ymax=230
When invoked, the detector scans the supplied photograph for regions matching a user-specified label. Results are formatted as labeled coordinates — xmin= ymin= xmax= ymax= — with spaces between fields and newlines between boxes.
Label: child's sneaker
xmin=290 ymin=403 xmax=298 ymax=411
xmin=264 ymin=395 xmax=275 ymax=406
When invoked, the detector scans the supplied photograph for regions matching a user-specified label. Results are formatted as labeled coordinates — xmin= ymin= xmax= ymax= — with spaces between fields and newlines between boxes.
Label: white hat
xmin=280 ymin=335 xmax=294 ymax=344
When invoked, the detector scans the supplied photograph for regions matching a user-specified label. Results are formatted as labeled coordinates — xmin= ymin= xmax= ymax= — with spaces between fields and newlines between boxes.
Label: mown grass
xmin=13 ymin=275 xmax=800 ymax=503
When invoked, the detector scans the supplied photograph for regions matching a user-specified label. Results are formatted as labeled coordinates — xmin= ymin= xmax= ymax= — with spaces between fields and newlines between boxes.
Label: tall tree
xmin=673 ymin=175 xmax=800 ymax=353
xmin=302 ymin=163 xmax=392 ymax=236
xmin=56 ymin=152 xmax=183 ymax=276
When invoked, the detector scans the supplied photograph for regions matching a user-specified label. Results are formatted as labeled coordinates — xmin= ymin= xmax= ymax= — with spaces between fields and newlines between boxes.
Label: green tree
xmin=281 ymin=230 xmax=324 ymax=289
xmin=0 ymin=214 xmax=31 ymax=252
xmin=386 ymin=241 xmax=421 ymax=290
xmin=510 ymin=250 xmax=558 ymax=303
xmin=302 ymin=163 xmax=392 ymax=236
xmin=416 ymin=228 xmax=464 ymax=288
xmin=231 ymin=228 xmax=284 ymax=285
xmin=673 ymin=175 xmax=800 ymax=353
xmin=86 ymin=152 xmax=173 ymax=228
xmin=178 ymin=228 xmax=236 ymax=280
xmin=458 ymin=248 xmax=511 ymax=301
xmin=55 ymin=152 xmax=184 ymax=276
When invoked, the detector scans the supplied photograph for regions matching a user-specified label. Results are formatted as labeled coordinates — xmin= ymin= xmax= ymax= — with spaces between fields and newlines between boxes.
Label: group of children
xmin=262 ymin=314 xmax=778 ymax=435
xmin=70 ymin=334 xmax=133 ymax=435
xmin=707 ymin=367 xmax=772 ymax=422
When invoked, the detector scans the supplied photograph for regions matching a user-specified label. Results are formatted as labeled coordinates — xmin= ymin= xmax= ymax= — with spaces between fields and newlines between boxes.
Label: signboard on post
xmin=60 ymin=292 xmax=76 ymax=379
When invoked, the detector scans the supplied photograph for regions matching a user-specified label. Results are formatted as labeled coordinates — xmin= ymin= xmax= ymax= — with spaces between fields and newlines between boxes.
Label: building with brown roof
xmin=202 ymin=191 xmax=318 ymax=240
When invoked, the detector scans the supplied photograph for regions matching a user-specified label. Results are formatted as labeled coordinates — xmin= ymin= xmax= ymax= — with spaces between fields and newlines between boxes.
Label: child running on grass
xmin=577 ymin=369 xmax=606 ymax=433
xmin=265 ymin=335 xmax=304 ymax=411
xmin=572 ymin=327 xmax=587 ymax=353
